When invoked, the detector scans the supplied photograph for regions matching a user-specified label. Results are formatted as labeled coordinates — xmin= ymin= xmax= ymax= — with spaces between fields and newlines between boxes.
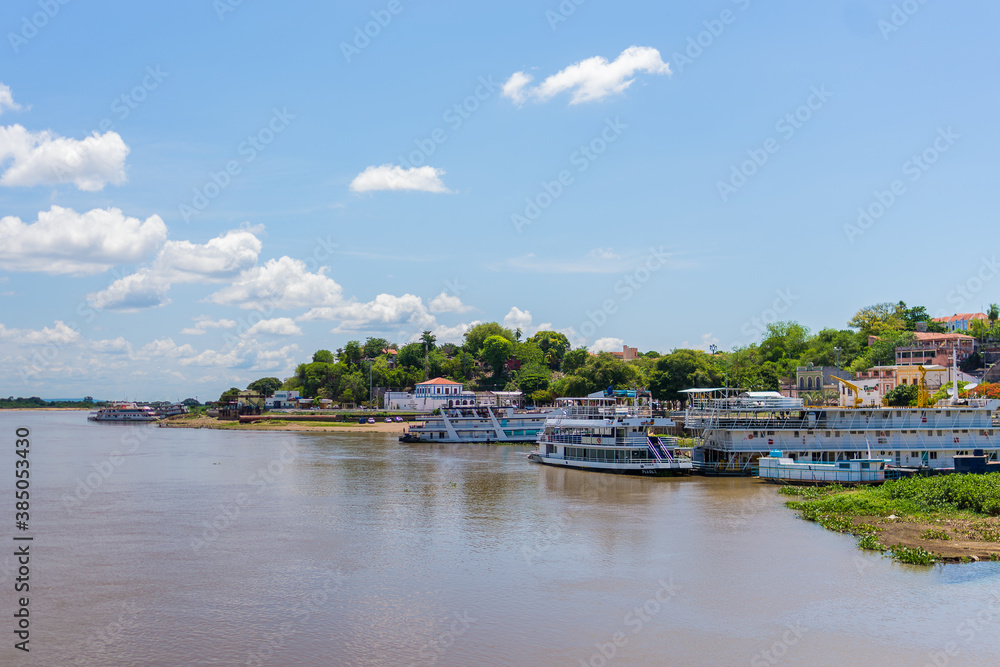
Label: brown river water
xmin=3 ymin=410 xmax=1000 ymax=666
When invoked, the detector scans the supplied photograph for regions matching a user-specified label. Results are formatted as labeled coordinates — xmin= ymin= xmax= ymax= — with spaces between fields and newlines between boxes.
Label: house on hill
xmin=385 ymin=377 xmax=477 ymax=411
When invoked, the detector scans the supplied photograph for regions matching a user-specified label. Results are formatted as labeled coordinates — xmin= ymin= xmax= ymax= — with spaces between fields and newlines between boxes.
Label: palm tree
xmin=989 ymin=303 xmax=999 ymax=326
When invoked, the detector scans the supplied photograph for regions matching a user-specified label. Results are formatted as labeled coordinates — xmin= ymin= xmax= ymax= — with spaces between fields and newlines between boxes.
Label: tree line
xmin=226 ymin=300 xmax=1000 ymax=406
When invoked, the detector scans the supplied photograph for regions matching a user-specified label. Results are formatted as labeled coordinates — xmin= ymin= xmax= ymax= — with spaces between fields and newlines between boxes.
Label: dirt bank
xmin=160 ymin=413 xmax=420 ymax=434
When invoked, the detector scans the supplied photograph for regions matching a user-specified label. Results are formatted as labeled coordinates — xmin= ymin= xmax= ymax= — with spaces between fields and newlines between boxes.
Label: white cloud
xmin=502 ymin=307 xmax=551 ymax=339
xmin=0 ymin=206 xmax=167 ymax=275
xmin=88 ymin=229 xmax=262 ymax=311
xmin=180 ymin=316 xmax=238 ymax=335
xmin=503 ymin=46 xmax=670 ymax=106
xmin=501 ymin=71 xmax=534 ymax=105
xmin=0 ymin=84 xmax=22 ymax=116
xmin=303 ymin=293 xmax=437 ymax=333
xmin=245 ymin=317 xmax=302 ymax=336
xmin=207 ymin=256 xmax=343 ymax=310
xmin=429 ymin=292 xmax=473 ymax=313
xmin=0 ymin=320 xmax=80 ymax=345
xmin=0 ymin=124 xmax=129 ymax=191
xmin=591 ymin=337 xmax=624 ymax=353
xmin=421 ymin=320 xmax=481 ymax=345
xmin=349 ymin=164 xmax=451 ymax=193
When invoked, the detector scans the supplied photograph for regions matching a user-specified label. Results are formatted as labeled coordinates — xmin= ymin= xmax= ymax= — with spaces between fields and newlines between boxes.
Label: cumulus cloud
xmin=429 ymin=292 xmax=473 ymax=314
xmin=502 ymin=307 xmax=551 ymax=339
xmin=349 ymin=164 xmax=451 ymax=193
xmin=206 ymin=256 xmax=343 ymax=310
xmin=591 ymin=337 xmax=625 ymax=353
xmin=503 ymin=46 xmax=670 ymax=106
xmin=301 ymin=293 xmax=437 ymax=333
xmin=180 ymin=316 xmax=238 ymax=335
xmin=0 ymin=124 xmax=129 ymax=191
xmin=88 ymin=229 xmax=262 ymax=311
xmin=501 ymin=71 xmax=534 ymax=105
xmin=0 ymin=320 xmax=80 ymax=345
xmin=0 ymin=206 xmax=167 ymax=275
xmin=245 ymin=317 xmax=302 ymax=336
xmin=421 ymin=321 xmax=481 ymax=345
xmin=0 ymin=84 xmax=22 ymax=116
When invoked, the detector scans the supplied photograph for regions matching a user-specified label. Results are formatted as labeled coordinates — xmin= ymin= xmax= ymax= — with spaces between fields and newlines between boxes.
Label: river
xmin=3 ymin=411 xmax=1000 ymax=666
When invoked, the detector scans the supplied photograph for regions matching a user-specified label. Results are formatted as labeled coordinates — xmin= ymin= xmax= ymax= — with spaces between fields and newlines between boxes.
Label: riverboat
xmin=683 ymin=389 xmax=1000 ymax=476
xmin=527 ymin=389 xmax=692 ymax=476
xmin=758 ymin=450 xmax=886 ymax=484
xmin=88 ymin=402 xmax=160 ymax=422
xmin=400 ymin=405 xmax=551 ymax=443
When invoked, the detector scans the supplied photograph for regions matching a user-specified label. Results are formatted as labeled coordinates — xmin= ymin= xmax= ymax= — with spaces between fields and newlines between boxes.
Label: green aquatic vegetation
xmin=887 ymin=544 xmax=939 ymax=566
xmin=857 ymin=533 xmax=885 ymax=551
xmin=920 ymin=528 xmax=950 ymax=541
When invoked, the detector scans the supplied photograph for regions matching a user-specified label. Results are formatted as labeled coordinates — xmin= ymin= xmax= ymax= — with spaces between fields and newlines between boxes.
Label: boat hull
xmin=528 ymin=453 xmax=691 ymax=476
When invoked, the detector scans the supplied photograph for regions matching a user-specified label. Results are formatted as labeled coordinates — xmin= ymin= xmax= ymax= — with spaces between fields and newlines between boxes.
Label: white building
xmin=386 ymin=377 xmax=478 ymax=411
xmin=265 ymin=390 xmax=300 ymax=409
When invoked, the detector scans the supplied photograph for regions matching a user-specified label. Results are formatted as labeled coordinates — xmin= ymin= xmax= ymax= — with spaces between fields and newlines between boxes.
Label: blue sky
xmin=1 ymin=0 xmax=998 ymax=400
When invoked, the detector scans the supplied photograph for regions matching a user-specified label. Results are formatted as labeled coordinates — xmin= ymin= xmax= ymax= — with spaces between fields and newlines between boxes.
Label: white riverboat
xmin=88 ymin=402 xmax=160 ymax=423
xmin=683 ymin=389 xmax=1000 ymax=475
xmin=400 ymin=405 xmax=551 ymax=443
xmin=758 ymin=450 xmax=886 ymax=484
xmin=528 ymin=390 xmax=692 ymax=476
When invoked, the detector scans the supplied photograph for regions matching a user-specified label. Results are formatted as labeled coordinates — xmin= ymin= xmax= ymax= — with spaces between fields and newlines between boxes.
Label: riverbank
xmin=160 ymin=413 xmax=419 ymax=434
xmin=782 ymin=474 xmax=1000 ymax=564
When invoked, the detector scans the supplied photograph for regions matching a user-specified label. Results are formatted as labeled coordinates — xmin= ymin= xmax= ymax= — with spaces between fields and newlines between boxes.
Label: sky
xmin=1 ymin=0 xmax=998 ymax=401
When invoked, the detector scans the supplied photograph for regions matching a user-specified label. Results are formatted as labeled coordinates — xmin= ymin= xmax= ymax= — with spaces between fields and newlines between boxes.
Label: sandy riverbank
xmin=159 ymin=413 xmax=419 ymax=434
xmin=847 ymin=515 xmax=1000 ymax=563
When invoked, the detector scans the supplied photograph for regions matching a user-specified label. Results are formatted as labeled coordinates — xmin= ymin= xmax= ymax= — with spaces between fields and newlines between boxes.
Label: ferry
xmin=399 ymin=405 xmax=550 ymax=443
xmin=683 ymin=388 xmax=1000 ymax=476
xmin=527 ymin=389 xmax=692 ymax=476
xmin=88 ymin=402 xmax=160 ymax=423
xmin=758 ymin=450 xmax=886 ymax=485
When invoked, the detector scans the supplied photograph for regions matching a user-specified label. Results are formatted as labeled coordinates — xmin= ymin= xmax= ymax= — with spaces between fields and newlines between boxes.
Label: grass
xmin=783 ymin=473 xmax=1000 ymax=565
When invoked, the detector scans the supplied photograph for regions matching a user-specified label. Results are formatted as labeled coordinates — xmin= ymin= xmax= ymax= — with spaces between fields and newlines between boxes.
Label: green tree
xmin=848 ymin=302 xmax=905 ymax=338
xmin=247 ymin=377 xmax=282 ymax=397
xmin=579 ymin=353 xmax=641 ymax=393
xmin=363 ymin=337 xmax=390 ymax=360
xmin=482 ymin=335 xmax=514 ymax=378
xmin=397 ymin=342 xmax=425 ymax=369
xmin=340 ymin=341 xmax=362 ymax=367
xmin=562 ymin=348 xmax=589 ymax=374
xmin=218 ymin=387 xmax=241 ymax=403
xmin=648 ymin=349 xmax=722 ymax=402
xmin=989 ymin=303 xmax=999 ymax=327
xmin=848 ymin=330 xmax=916 ymax=372
xmin=551 ymin=374 xmax=591 ymax=398
xmin=896 ymin=302 xmax=944 ymax=332
xmin=884 ymin=383 xmax=918 ymax=407
xmin=464 ymin=322 xmax=515 ymax=356
xmin=312 ymin=349 xmax=334 ymax=364
xmin=528 ymin=331 xmax=571 ymax=369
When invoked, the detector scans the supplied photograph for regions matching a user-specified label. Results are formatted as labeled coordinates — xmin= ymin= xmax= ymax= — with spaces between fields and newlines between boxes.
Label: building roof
xmin=932 ymin=313 xmax=987 ymax=324
xmin=912 ymin=331 xmax=975 ymax=341
xmin=416 ymin=377 xmax=462 ymax=385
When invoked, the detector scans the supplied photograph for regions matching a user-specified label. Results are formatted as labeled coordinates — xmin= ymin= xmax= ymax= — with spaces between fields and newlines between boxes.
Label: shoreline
xmin=160 ymin=413 xmax=420 ymax=434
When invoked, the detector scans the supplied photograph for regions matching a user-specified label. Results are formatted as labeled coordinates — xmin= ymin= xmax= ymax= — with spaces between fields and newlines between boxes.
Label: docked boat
xmin=527 ymin=390 xmax=692 ymax=476
xmin=758 ymin=450 xmax=886 ymax=484
xmin=87 ymin=402 xmax=160 ymax=422
xmin=399 ymin=405 xmax=551 ymax=443
xmin=683 ymin=389 xmax=1000 ymax=475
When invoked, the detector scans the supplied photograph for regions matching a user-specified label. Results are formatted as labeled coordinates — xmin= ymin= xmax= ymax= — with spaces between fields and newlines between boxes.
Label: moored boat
xmin=400 ymin=405 xmax=550 ymax=443
xmin=683 ymin=388 xmax=1000 ymax=476
xmin=88 ymin=402 xmax=160 ymax=422
xmin=758 ymin=450 xmax=886 ymax=484
xmin=528 ymin=389 xmax=692 ymax=476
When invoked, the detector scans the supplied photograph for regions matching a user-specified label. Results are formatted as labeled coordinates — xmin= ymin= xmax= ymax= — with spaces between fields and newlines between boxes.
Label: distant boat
xmin=87 ymin=402 xmax=160 ymax=423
